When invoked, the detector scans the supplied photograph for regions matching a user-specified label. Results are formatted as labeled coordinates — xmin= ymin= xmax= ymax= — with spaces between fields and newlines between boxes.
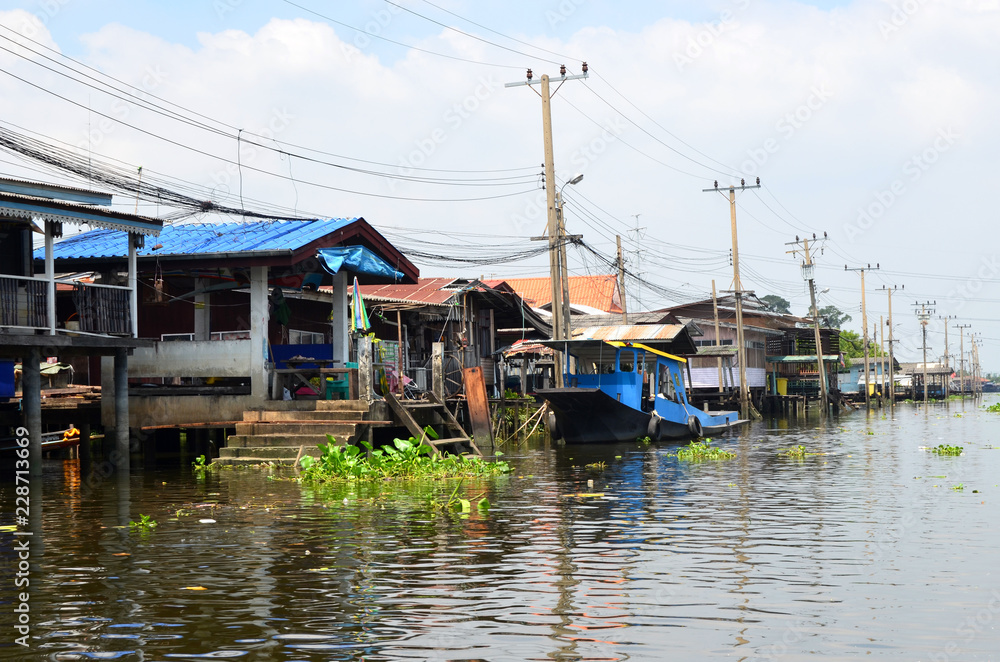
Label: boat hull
xmin=540 ymin=388 xmax=747 ymax=444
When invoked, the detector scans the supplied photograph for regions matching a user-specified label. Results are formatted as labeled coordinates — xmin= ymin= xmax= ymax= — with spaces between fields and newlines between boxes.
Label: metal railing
xmin=71 ymin=281 xmax=131 ymax=335
xmin=0 ymin=274 xmax=48 ymax=329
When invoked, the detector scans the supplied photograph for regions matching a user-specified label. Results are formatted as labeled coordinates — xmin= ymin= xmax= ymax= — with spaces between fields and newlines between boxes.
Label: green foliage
xmin=636 ymin=436 xmax=652 ymax=445
xmin=129 ymin=514 xmax=157 ymax=531
xmin=779 ymin=445 xmax=808 ymax=458
xmin=672 ymin=439 xmax=736 ymax=461
xmin=984 ymin=403 xmax=1000 ymax=413
xmin=839 ymin=329 xmax=886 ymax=359
xmin=761 ymin=295 xmax=792 ymax=315
xmin=299 ymin=435 xmax=511 ymax=482
xmin=819 ymin=305 xmax=851 ymax=329
xmin=930 ymin=444 xmax=963 ymax=456
xmin=191 ymin=455 xmax=211 ymax=476
xmin=584 ymin=461 xmax=606 ymax=471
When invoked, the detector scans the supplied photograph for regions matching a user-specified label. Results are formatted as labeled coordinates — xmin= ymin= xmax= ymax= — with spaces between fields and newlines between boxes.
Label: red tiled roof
xmin=483 ymin=275 xmax=622 ymax=313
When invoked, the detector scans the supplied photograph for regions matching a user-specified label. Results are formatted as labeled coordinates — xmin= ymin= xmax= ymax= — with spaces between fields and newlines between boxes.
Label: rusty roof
xmin=482 ymin=275 xmax=622 ymax=313
xmin=357 ymin=277 xmax=461 ymax=305
xmin=570 ymin=324 xmax=687 ymax=342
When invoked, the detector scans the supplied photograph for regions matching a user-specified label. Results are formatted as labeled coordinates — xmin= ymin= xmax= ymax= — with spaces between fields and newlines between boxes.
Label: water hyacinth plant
xmin=298 ymin=435 xmax=511 ymax=482
xmin=672 ymin=439 xmax=736 ymax=461
xmin=929 ymin=444 xmax=963 ymax=456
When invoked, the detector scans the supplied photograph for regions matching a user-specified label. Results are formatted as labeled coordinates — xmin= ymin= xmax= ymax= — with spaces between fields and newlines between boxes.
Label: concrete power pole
xmin=704 ymin=179 xmax=761 ymax=420
xmin=915 ymin=301 xmax=936 ymax=403
xmin=507 ymin=65 xmax=588 ymax=387
xmin=878 ymin=285 xmax=902 ymax=407
xmin=846 ymin=264 xmax=879 ymax=409
xmin=955 ymin=324 xmax=971 ymax=399
xmin=616 ymin=235 xmax=628 ymax=324
xmin=787 ymin=233 xmax=829 ymax=415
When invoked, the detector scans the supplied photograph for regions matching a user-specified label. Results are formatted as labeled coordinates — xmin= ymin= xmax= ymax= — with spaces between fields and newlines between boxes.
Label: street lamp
xmin=555 ymin=174 xmax=583 ymax=340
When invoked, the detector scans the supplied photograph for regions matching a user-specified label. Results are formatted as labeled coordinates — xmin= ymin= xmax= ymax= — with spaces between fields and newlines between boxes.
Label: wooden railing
xmin=71 ymin=281 xmax=131 ymax=335
xmin=0 ymin=274 xmax=48 ymax=329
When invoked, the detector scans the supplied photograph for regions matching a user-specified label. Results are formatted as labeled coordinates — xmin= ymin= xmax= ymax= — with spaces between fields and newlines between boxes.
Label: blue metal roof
xmin=38 ymin=219 xmax=359 ymax=260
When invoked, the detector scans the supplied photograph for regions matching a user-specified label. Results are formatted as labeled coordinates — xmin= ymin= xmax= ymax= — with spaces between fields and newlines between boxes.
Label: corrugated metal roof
xmin=483 ymin=275 xmax=622 ymax=313
xmin=36 ymin=218 xmax=358 ymax=260
xmin=2 ymin=190 xmax=162 ymax=236
xmin=570 ymin=324 xmax=686 ymax=342
xmin=357 ymin=278 xmax=460 ymax=305
xmin=0 ymin=176 xmax=113 ymax=203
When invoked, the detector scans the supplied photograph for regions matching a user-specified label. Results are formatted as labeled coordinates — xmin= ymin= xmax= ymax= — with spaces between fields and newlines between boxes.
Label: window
xmin=695 ymin=339 xmax=734 ymax=347
xmin=619 ymin=350 xmax=635 ymax=373
xmin=289 ymin=329 xmax=325 ymax=344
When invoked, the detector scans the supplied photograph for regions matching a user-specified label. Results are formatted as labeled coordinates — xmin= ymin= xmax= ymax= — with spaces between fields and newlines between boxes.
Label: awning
xmin=317 ymin=246 xmax=403 ymax=281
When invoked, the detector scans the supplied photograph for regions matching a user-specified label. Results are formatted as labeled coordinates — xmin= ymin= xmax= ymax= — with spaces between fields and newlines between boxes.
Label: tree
xmin=817 ymin=305 xmax=851 ymax=329
xmin=839 ymin=329 xmax=885 ymax=359
xmin=760 ymin=295 xmax=791 ymax=314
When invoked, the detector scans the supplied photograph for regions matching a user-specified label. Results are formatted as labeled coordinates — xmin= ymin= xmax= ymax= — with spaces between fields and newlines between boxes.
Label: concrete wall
xmin=127 ymin=394 xmax=262 ymax=428
xmin=128 ymin=340 xmax=253 ymax=378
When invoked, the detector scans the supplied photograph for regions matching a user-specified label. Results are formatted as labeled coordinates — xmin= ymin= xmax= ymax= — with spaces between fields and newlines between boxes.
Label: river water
xmin=3 ymin=396 xmax=1000 ymax=661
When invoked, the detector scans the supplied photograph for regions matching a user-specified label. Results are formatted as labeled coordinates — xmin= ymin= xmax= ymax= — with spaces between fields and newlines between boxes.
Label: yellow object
xmin=868 ymin=383 xmax=875 ymax=396
xmin=776 ymin=378 xmax=788 ymax=395
xmin=606 ymin=341 xmax=687 ymax=363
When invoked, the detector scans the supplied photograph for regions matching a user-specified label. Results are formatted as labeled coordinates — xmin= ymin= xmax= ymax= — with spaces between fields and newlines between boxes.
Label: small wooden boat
xmin=0 ymin=428 xmax=82 ymax=453
xmin=537 ymin=340 xmax=747 ymax=444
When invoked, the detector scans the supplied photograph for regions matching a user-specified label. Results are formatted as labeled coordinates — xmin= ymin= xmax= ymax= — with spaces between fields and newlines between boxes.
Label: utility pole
xmin=955 ymin=323 xmax=971 ymax=399
xmin=846 ymin=264 xmax=879 ymax=409
xmin=704 ymin=178 xmax=761 ymax=420
xmin=616 ymin=235 xmax=628 ymax=324
xmin=507 ymin=64 xmax=588 ymax=388
xmin=878 ymin=285 xmax=902 ymax=407
xmin=786 ymin=233 xmax=829 ymax=414
xmin=914 ymin=301 xmax=936 ymax=403
xmin=940 ymin=315 xmax=955 ymax=396
xmin=879 ymin=316 xmax=886 ymax=400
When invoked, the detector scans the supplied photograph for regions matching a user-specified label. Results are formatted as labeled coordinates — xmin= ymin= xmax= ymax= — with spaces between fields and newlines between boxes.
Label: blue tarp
xmin=317 ymin=246 xmax=403 ymax=281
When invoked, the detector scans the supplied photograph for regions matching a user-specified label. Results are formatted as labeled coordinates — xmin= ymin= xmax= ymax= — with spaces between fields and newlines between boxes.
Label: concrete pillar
xmin=45 ymin=222 xmax=56 ymax=335
xmin=358 ymin=335 xmax=373 ymax=403
xmin=250 ymin=265 xmax=269 ymax=400
xmin=114 ymin=347 xmax=129 ymax=473
xmin=24 ymin=347 xmax=43 ymax=476
xmin=432 ymin=341 xmax=444 ymax=401
xmin=194 ymin=277 xmax=210 ymax=341
xmin=330 ymin=271 xmax=349 ymax=363
xmin=128 ymin=234 xmax=139 ymax=337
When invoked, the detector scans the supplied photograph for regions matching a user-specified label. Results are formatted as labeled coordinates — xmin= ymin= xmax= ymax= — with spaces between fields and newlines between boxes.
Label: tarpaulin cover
xmin=317 ymin=246 xmax=403 ymax=280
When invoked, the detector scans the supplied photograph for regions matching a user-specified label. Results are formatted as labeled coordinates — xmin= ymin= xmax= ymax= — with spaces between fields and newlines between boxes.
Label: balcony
xmin=0 ymin=274 xmax=132 ymax=336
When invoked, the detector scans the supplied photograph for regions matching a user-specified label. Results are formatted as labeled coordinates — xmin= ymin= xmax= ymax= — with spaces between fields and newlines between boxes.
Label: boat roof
xmin=535 ymin=339 xmax=687 ymax=364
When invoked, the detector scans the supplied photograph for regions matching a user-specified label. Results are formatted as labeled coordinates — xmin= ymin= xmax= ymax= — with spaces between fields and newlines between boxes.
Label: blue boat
xmin=538 ymin=339 xmax=747 ymax=444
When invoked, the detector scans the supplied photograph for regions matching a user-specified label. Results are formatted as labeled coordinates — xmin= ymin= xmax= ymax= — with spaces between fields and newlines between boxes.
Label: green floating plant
xmin=930 ymin=444 xmax=963 ymax=456
xmin=673 ymin=439 xmax=736 ymax=461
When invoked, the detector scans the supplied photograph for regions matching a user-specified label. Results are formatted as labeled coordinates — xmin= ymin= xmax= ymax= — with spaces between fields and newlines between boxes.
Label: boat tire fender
xmin=687 ymin=415 xmax=703 ymax=438
xmin=647 ymin=415 xmax=662 ymax=441
xmin=546 ymin=410 xmax=561 ymax=440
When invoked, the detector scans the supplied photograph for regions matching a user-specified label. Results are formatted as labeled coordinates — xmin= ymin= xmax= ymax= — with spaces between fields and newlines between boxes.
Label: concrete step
xmin=218 ymin=446 xmax=324 ymax=459
xmin=243 ymin=410 xmax=365 ymax=422
xmin=226 ymin=434 xmax=348 ymax=448
xmin=212 ymin=456 xmax=297 ymax=467
xmin=234 ymin=422 xmax=358 ymax=437
xmin=245 ymin=400 xmax=369 ymax=413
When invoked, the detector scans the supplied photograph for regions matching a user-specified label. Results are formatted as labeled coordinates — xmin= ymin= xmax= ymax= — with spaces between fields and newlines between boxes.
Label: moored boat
xmin=538 ymin=339 xmax=747 ymax=444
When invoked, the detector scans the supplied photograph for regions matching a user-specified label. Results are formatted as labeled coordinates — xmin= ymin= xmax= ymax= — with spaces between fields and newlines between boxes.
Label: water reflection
xmin=1 ymin=396 xmax=999 ymax=660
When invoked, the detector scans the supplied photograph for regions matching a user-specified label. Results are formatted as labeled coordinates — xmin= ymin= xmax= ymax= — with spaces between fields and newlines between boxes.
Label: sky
xmin=0 ymin=0 xmax=997 ymax=370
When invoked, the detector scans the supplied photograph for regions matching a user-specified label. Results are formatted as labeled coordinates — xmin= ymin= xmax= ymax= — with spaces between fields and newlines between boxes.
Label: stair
xmin=384 ymin=391 xmax=482 ymax=457
xmin=214 ymin=400 xmax=390 ymax=466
